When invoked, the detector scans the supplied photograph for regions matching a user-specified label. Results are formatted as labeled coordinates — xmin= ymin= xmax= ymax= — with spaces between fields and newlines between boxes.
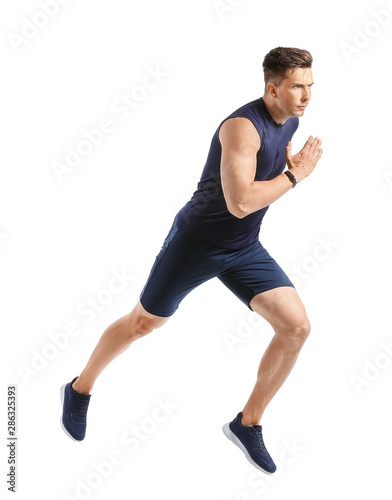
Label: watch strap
xmin=284 ymin=170 xmax=297 ymax=188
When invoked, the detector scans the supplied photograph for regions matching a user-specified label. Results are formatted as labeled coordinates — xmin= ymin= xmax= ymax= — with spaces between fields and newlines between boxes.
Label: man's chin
xmin=292 ymin=108 xmax=306 ymax=117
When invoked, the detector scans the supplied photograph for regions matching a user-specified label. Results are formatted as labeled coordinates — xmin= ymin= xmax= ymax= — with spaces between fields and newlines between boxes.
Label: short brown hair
xmin=263 ymin=47 xmax=313 ymax=87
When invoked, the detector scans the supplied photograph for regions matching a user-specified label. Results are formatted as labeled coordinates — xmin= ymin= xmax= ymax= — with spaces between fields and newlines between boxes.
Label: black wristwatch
xmin=284 ymin=170 xmax=297 ymax=188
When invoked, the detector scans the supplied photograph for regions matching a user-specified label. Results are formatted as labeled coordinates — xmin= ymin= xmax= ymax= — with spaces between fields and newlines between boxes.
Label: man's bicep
xmin=219 ymin=117 xmax=260 ymax=216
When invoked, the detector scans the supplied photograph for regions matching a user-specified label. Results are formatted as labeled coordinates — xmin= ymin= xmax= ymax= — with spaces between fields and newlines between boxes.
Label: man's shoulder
xmin=228 ymin=97 xmax=263 ymax=118
xmin=218 ymin=97 xmax=264 ymax=134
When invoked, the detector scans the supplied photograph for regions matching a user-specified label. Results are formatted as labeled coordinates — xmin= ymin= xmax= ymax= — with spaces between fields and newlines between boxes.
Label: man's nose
xmin=302 ymin=88 xmax=311 ymax=101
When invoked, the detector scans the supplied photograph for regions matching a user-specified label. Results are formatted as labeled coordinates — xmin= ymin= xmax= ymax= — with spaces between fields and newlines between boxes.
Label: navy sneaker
xmin=60 ymin=377 xmax=91 ymax=441
xmin=222 ymin=412 xmax=276 ymax=474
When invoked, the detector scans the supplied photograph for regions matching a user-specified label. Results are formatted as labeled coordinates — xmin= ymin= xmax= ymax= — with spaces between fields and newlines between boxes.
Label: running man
xmin=60 ymin=47 xmax=323 ymax=474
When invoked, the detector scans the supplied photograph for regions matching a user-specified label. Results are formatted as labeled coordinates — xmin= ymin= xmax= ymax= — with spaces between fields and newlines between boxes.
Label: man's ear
xmin=266 ymin=82 xmax=279 ymax=99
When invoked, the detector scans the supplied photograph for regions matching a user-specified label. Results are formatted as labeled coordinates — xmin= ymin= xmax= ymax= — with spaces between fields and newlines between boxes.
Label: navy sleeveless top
xmin=175 ymin=97 xmax=299 ymax=249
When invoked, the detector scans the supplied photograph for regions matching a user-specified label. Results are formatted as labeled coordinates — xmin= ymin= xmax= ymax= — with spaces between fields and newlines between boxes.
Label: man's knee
xmin=125 ymin=306 xmax=169 ymax=340
xmin=278 ymin=316 xmax=311 ymax=348
xmin=134 ymin=315 xmax=156 ymax=336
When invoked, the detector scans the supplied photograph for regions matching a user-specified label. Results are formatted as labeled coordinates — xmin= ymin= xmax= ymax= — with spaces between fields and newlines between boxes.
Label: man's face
xmin=272 ymin=67 xmax=314 ymax=118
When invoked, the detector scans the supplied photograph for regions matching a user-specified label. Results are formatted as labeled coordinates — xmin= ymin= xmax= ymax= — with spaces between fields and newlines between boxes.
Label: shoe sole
xmin=59 ymin=383 xmax=82 ymax=442
xmin=222 ymin=423 xmax=275 ymax=475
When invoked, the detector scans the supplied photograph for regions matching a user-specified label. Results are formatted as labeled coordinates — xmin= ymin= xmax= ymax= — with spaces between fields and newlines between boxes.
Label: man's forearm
xmin=235 ymin=172 xmax=294 ymax=218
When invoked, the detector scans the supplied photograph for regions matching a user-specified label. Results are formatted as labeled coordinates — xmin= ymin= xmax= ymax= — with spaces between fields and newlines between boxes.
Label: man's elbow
xmin=227 ymin=201 xmax=249 ymax=219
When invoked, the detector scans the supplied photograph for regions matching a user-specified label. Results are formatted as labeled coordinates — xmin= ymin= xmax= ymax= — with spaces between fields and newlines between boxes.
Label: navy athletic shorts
xmin=140 ymin=219 xmax=295 ymax=317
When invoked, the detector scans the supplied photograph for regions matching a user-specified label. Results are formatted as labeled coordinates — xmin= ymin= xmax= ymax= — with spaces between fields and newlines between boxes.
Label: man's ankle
xmin=241 ymin=412 xmax=262 ymax=427
xmin=72 ymin=377 xmax=92 ymax=396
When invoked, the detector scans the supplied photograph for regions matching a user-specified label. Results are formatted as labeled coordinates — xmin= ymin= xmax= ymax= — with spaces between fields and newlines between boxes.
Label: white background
xmin=1 ymin=0 xmax=392 ymax=498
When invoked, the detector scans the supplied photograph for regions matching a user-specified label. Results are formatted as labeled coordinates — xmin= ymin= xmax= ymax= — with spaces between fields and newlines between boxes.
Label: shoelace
xmin=252 ymin=426 xmax=266 ymax=451
xmin=74 ymin=394 xmax=89 ymax=423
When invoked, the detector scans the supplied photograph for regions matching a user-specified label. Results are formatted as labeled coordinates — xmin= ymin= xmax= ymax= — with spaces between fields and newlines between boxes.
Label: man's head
xmin=262 ymin=47 xmax=314 ymax=121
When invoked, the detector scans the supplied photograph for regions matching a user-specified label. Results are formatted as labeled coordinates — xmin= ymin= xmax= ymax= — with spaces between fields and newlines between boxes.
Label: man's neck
xmin=262 ymin=95 xmax=287 ymax=125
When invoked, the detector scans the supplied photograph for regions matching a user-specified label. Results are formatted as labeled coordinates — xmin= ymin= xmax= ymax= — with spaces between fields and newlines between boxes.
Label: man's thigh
xmin=140 ymin=220 xmax=225 ymax=317
xmin=218 ymin=240 xmax=295 ymax=314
